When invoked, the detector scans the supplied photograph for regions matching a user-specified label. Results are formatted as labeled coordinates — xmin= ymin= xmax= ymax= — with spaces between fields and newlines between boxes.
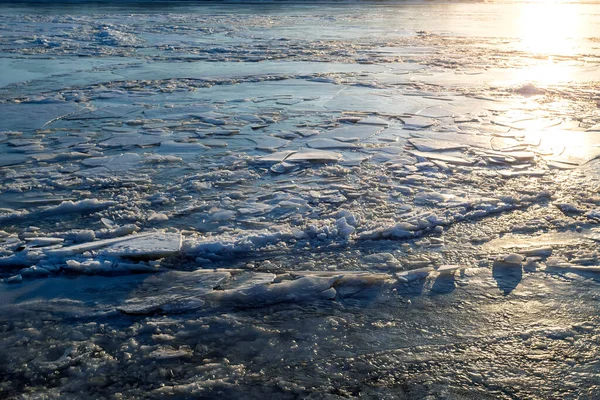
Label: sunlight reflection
xmin=513 ymin=60 xmax=575 ymax=85
xmin=519 ymin=3 xmax=580 ymax=56
xmin=514 ymin=3 xmax=582 ymax=86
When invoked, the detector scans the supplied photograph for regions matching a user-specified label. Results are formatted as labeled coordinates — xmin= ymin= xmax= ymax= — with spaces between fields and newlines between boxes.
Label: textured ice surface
xmin=2 ymin=1 xmax=600 ymax=399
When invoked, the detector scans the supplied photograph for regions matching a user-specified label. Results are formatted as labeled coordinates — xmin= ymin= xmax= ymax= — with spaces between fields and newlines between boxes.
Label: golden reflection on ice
xmin=519 ymin=2 xmax=579 ymax=56
xmin=525 ymin=129 xmax=600 ymax=165
xmin=513 ymin=60 xmax=574 ymax=86
xmin=515 ymin=2 xmax=582 ymax=85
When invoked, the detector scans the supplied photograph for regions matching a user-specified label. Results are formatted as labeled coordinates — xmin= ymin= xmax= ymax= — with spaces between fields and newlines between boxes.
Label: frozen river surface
xmin=2 ymin=1 xmax=600 ymax=398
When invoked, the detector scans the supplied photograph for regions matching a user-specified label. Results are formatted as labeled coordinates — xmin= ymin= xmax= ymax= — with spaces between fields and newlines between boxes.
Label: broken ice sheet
xmin=285 ymin=149 xmax=342 ymax=163
xmin=408 ymin=137 xmax=469 ymax=152
xmin=319 ymin=124 xmax=383 ymax=140
xmin=118 ymin=270 xmax=230 ymax=314
xmin=401 ymin=115 xmax=436 ymax=130
xmin=408 ymin=149 xmax=476 ymax=165
xmin=250 ymin=136 xmax=290 ymax=151
xmin=44 ymin=231 xmax=181 ymax=259
xmin=81 ymin=152 xmax=143 ymax=172
xmin=307 ymin=138 xmax=361 ymax=149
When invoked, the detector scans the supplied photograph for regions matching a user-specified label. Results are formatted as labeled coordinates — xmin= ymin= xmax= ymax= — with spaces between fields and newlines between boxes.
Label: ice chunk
xmin=210 ymin=210 xmax=236 ymax=222
xmin=45 ymin=232 xmax=181 ymax=259
xmin=81 ymin=153 xmax=142 ymax=172
xmin=251 ymin=137 xmax=290 ymax=151
xmin=504 ymin=253 xmax=525 ymax=264
xmin=396 ymin=267 xmax=434 ymax=282
xmin=99 ymin=232 xmax=182 ymax=259
xmin=320 ymin=124 xmax=382 ymax=140
xmin=159 ymin=140 xmax=208 ymax=153
xmin=336 ymin=217 xmax=355 ymax=238
xmin=256 ymin=150 xmax=295 ymax=163
xmin=118 ymin=270 xmax=230 ymax=314
xmin=101 ymin=134 xmax=167 ymax=148
xmin=436 ymin=265 xmax=463 ymax=275
xmin=408 ymin=137 xmax=469 ymax=152
xmin=307 ymin=138 xmax=360 ymax=149
xmin=402 ymin=116 xmax=435 ymax=130
xmin=408 ymin=150 xmax=476 ymax=165
xmin=285 ymin=150 xmax=342 ymax=163
xmin=208 ymin=275 xmax=339 ymax=305
xmin=356 ymin=116 xmax=389 ymax=127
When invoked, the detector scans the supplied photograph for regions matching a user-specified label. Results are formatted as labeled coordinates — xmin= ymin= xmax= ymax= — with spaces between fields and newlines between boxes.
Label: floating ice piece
xmin=402 ymin=116 xmax=435 ymax=130
xmin=65 ymin=106 xmax=141 ymax=121
xmin=64 ymin=259 xmax=115 ymax=274
xmin=307 ymin=138 xmax=360 ymax=150
xmin=285 ymin=150 xmax=342 ymax=163
xmin=208 ymin=275 xmax=339 ymax=305
xmin=101 ymin=134 xmax=166 ymax=148
xmin=158 ymin=140 xmax=208 ymax=153
xmin=251 ymin=137 xmax=290 ymax=151
xmin=517 ymin=246 xmax=553 ymax=257
xmin=546 ymin=160 xmax=577 ymax=170
xmin=320 ymin=124 xmax=382 ymax=140
xmin=210 ymin=210 xmax=236 ymax=222
xmin=396 ymin=266 xmax=433 ymax=282
xmin=237 ymin=114 xmax=264 ymax=124
xmin=148 ymin=212 xmax=169 ymax=222
xmin=7 ymin=139 xmax=42 ymax=147
xmin=256 ymin=150 xmax=295 ymax=163
xmin=24 ymin=237 xmax=64 ymax=248
xmin=408 ymin=150 xmax=475 ymax=165
xmin=436 ymin=265 xmax=463 ymax=275
xmin=549 ymin=146 xmax=600 ymax=166
xmin=238 ymin=203 xmax=273 ymax=215
xmin=270 ymin=162 xmax=298 ymax=173
xmin=148 ymin=348 xmax=192 ymax=360
xmin=190 ymin=111 xmax=227 ymax=125
xmin=32 ymin=151 xmax=92 ymax=163
xmin=220 ymin=272 xmax=276 ymax=291
xmin=485 ymin=150 xmax=535 ymax=162
xmin=118 ymin=270 xmax=231 ymax=314
xmin=144 ymin=154 xmax=183 ymax=164
xmin=546 ymin=257 xmax=573 ymax=268
xmin=82 ymin=153 xmax=142 ymax=172
xmin=276 ymin=98 xmax=303 ymax=105
xmin=336 ymin=217 xmax=355 ymax=238
xmin=501 ymin=253 xmax=525 ymax=265
xmin=356 ymin=116 xmax=389 ymax=127
xmin=45 ymin=232 xmax=181 ymax=260
xmin=100 ymin=232 xmax=182 ymax=259
xmin=200 ymin=139 xmax=228 ymax=148
xmin=408 ymin=138 xmax=468 ymax=152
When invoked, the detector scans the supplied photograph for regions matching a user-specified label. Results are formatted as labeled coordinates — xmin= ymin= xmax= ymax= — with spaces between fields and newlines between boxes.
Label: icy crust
xmin=2 ymin=264 xmax=600 ymax=400
xmin=0 ymin=186 xmax=552 ymax=281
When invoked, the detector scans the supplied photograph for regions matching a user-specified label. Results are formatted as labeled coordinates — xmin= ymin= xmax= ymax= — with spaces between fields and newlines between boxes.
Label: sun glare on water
xmin=514 ymin=2 xmax=582 ymax=85
xmin=519 ymin=2 xmax=580 ymax=56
